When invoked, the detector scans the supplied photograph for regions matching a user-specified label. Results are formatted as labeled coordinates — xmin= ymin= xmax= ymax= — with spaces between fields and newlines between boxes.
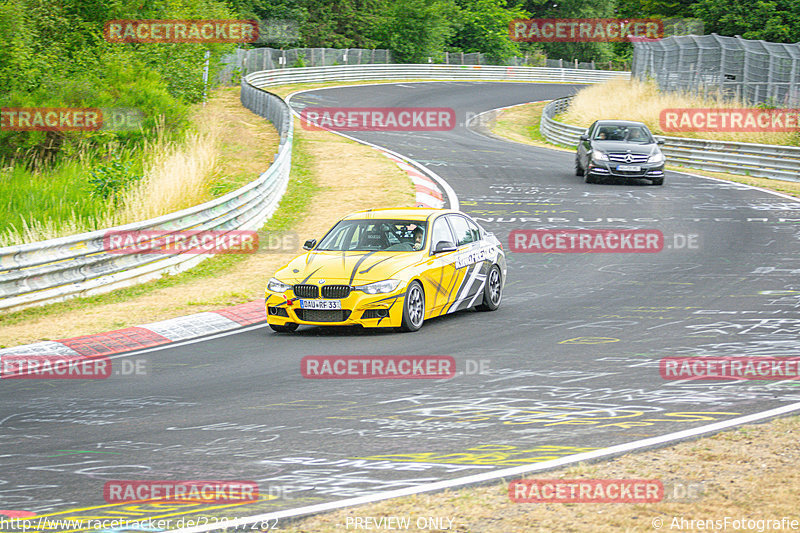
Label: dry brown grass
xmin=118 ymin=127 xmax=219 ymax=222
xmin=561 ymin=78 xmax=800 ymax=146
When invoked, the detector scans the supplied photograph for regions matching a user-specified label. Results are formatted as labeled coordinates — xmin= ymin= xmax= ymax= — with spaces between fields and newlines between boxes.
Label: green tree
xmin=379 ymin=0 xmax=458 ymax=63
xmin=693 ymin=0 xmax=800 ymax=43
xmin=450 ymin=0 xmax=528 ymax=62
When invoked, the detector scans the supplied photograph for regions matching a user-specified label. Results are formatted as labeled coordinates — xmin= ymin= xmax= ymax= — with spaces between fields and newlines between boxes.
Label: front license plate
xmin=300 ymin=300 xmax=342 ymax=310
xmin=617 ymin=165 xmax=641 ymax=171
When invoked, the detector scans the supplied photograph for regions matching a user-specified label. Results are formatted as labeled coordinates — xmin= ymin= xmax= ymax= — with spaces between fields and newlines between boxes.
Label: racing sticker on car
xmin=453 ymin=245 xmax=496 ymax=269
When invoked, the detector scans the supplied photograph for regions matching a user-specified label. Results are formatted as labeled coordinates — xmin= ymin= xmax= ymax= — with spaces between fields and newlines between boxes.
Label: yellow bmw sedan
xmin=265 ymin=207 xmax=506 ymax=332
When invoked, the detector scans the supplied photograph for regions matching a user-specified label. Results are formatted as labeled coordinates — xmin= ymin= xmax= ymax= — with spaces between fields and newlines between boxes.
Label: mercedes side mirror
xmin=303 ymin=239 xmax=317 ymax=250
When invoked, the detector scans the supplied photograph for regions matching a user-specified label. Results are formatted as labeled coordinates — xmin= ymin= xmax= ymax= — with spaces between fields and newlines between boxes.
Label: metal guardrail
xmin=540 ymin=96 xmax=800 ymax=181
xmin=0 ymin=64 xmax=624 ymax=312
xmin=245 ymin=63 xmax=630 ymax=87
xmin=0 ymin=80 xmax=292 ymax=312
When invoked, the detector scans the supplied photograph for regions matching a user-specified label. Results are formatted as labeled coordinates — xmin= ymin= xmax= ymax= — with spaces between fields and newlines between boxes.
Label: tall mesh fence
xmin=632 ymin=34 xmax=800 ymax=106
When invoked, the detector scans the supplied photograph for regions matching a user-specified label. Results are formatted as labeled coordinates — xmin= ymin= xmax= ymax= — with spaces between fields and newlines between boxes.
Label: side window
xmin=448 ymin=216 xmax=474 ymax=247
xmin=465 ymin=218 xmax=481 ymax=242
xmin=431 ymin=217 xmax=455 ymax=251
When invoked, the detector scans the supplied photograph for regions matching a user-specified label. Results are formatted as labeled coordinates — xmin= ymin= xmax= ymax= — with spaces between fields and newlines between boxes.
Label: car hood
xmin=274 ymin=250 xmax=424 ymax=286
xmin=592 ymin=141 xmax=658 ymax=155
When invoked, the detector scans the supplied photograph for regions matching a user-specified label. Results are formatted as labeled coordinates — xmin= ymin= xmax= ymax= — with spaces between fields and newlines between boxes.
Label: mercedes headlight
xmin=267 ymin=278 xmax=292 ymax=293
xmin=592 ymin=149 xmax=609 ymax=161
xmin=648 ymin=151 xmax=665 ymax=163
xmin=354 ymin=279 xmax=401 ymax=294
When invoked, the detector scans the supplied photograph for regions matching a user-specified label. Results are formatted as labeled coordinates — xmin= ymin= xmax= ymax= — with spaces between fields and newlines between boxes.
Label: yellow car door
xmin=418 ymin=214 xmax=462 ymax=317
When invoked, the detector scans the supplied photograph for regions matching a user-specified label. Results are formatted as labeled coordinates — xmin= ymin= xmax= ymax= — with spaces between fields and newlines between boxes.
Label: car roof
xmin=594 ymin=120 xmax=649 ymax=127
xmin=342 ymin=207 xmax=457 ymax=222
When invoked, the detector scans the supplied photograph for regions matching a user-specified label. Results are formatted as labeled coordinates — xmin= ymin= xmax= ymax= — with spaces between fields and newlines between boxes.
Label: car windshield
xmin=594 ymin=125 xmax=653 ymax=143
xmin=316 ymin=219 xmax=428 ymax=252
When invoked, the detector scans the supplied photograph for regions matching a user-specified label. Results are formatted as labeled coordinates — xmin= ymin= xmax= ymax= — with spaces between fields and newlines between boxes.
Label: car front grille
xmin=293 ymin=284 xmax=319 ymax=298
xmin=608 ymin=153 xmax=649 ymax=163
xmin=295 ymin=309 xmax=351 ymax=322
xmin=322 ymin=285 xmax=351 ymax=299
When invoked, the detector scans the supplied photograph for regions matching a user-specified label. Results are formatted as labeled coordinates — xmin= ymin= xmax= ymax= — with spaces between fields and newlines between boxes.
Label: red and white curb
xmin=0 ymin=301 xmax=265 ymax=358
xmin=381 ymin=153 xmax=444 ymax=208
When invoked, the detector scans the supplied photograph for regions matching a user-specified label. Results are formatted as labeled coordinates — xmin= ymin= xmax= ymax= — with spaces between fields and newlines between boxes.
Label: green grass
xmin=0 ymin=131 xmax=318 ymax=338
xmin=0 ymin=160 xmax=120 ymax=244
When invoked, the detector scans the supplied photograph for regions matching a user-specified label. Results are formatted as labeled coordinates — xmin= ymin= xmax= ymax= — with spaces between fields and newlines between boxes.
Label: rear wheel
xmin=269 ymin=323 xmax=298 ymax=333
xmin=476 ymin=265 xmax=502 ymax=311
xmin=400 ymin=281 xmax=425 ymax=332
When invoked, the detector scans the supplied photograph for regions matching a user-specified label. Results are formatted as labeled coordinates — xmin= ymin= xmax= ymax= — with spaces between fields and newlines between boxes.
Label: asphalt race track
xmin=3 ymin=82 xmax=800 ymax=526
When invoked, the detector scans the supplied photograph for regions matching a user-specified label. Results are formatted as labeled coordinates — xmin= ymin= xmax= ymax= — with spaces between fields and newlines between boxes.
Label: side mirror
xmin=656 ymin=138 xmax=665 ymax=145
xmin=579 ymin=134 xmax=589 ymax=141
xmin=433 ymin=241 xmax=457 ymax=254
xmin=303 ymin=239 xmax=316 ymax=250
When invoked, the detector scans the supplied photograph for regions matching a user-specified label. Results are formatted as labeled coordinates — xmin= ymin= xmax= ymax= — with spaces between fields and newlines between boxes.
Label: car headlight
xmin=592 ymin=149 xmax=609 ymax=161
xmin=354 ymin=279 xmax=401 ymax=294
xmin=267 ymin=277 xmax=292 ymax=293
xmin=648 ymin=151 xmax=665 ymax=163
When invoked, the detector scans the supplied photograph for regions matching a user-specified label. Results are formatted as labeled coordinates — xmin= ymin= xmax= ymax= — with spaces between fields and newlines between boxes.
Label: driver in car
xmin=412 ymin=226 xmax=425 ymax=250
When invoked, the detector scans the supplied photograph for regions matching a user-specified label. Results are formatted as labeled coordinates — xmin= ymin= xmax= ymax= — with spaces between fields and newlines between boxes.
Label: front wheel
xmin=476 ymin=264 xmax=502 ymax=311
xmin=269 ymin=323 xmax=298 ymax=333
xmin=575 ymin=158 xmax=583 ymax=176
xmin=400 ymin=281 xmax=425 ymax=332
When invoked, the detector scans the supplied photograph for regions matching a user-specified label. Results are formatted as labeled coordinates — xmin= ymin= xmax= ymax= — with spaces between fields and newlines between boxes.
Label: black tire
xmin=400 ymin=281 xmax=425 ymax=332
xmin=651 ymin=177 xmax=664 ymax=186
xmin=584 ymin=169 xmax=598 ymax=184
xmin=476 ymin=264 xmax=502 ymax=311
xmin=269 ymin=323 xmax=298 ymax=333
xmin=575 ymin=158 xmax=583 ymax=176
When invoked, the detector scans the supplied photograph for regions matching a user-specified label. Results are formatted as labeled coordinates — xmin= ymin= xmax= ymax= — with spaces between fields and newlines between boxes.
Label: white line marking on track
xmin=171 ymin=401 xmax=800 ymax=532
